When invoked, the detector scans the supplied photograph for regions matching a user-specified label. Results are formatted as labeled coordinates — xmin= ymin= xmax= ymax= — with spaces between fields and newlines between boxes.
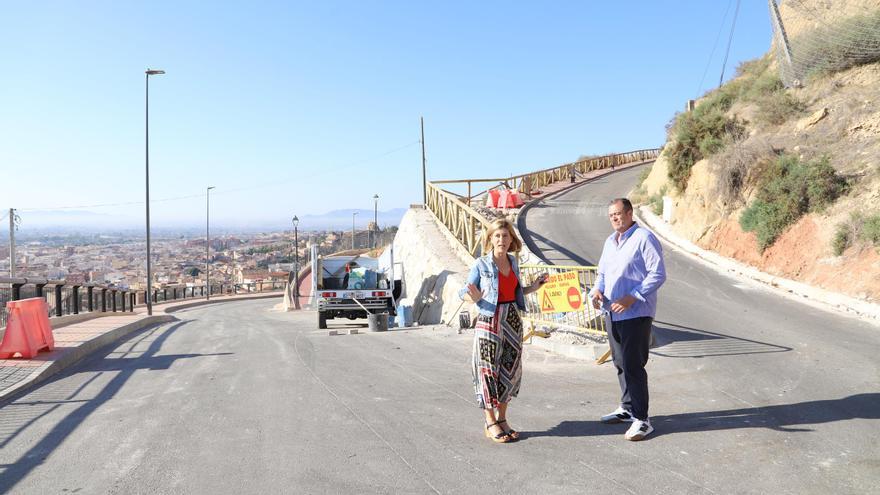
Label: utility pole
xmin=8 ymin=208 xmax=16 ymax=278
xmin=372 ymin=194 xmax=379 ymax=249
xmin=421 ymin=116 xmax=427 ymax=205
xmin=206 ymin=186 xmax=215 ymax=300
xmin=351 ymin=212 xmax=358 ymax=250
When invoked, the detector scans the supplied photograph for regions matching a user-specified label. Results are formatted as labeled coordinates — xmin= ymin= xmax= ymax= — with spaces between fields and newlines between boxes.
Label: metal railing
xmin=518 ymin=264 xmax=607 ymax=340
xmin=425 ymin=148 xmax=660 ymax=257
xmin=0 ymin=277 xmax=285 ymax=327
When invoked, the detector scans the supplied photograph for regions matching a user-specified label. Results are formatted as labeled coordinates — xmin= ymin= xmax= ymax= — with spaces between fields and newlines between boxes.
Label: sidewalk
xmin=0 ymin=292 xmax=282 ymax=402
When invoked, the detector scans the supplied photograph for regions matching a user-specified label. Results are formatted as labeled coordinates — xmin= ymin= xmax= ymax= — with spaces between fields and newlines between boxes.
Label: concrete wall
xmin=392 ymin=208 xmax=471 ymax=325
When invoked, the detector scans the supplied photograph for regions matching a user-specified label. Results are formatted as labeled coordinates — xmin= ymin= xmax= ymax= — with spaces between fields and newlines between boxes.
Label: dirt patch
xmin=705 ymin=215 xmax=880 ymax=302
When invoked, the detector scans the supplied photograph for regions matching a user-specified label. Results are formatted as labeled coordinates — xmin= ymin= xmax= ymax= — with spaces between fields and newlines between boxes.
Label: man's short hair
xmin=609 ymin=198 xmax=633 ymax=212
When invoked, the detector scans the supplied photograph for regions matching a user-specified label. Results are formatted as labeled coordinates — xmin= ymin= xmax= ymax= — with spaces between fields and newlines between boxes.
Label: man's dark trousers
xmin=607 ymin=315 xmax=652 ymax=420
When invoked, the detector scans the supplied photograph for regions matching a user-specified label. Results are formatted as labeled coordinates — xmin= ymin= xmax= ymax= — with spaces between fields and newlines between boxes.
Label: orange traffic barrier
xmin=485 ymin=189 xmax=501 ymax=207
xmin=498 ymin=190 xmax=524 ymax=208
xmin=0 ymin=298 xmax=55 ymax=359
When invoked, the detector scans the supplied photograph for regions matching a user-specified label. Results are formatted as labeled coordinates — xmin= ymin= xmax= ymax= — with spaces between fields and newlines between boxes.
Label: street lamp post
xmin=372 ymin=194 xmax=379 ymax=248
xmin=145 ymin=68 xmax=165 ymax=316
xmin=206 ymin=186 xmax=215 ymax=300
xmin=292 ymin=215 xmax=299 ymax=304
xmin=352 ymin=212 xmax=358 ymax=250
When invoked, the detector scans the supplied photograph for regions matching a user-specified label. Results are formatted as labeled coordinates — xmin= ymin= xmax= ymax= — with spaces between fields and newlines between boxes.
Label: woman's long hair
xmin=482 ymin=218 xmax=523 ymax=255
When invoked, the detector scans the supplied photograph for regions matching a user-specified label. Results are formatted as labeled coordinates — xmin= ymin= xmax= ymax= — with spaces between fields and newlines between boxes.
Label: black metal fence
xmin=0 ymin=277 xmax=285 ymax=327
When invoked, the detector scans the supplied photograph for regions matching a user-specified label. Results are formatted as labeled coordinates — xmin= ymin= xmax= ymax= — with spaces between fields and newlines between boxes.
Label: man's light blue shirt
xmin=589 ymin=222 xmax=666 ymax=321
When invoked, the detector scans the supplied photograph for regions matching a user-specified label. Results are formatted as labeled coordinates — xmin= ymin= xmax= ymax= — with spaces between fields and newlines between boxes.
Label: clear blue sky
xmin=1 ymin=1 xmax=771 ymax=230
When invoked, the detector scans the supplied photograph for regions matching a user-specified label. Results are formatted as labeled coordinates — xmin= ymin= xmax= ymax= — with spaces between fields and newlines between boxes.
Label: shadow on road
xmin=650 ymin=320 xmax=792 ymax=358
xmin=0 ymin=319 xmax=232 ymax=492
xmin=518 ymin=229 xmax=595 ymax=266
xmin=522 ymin=393 xmax=880 ymax=440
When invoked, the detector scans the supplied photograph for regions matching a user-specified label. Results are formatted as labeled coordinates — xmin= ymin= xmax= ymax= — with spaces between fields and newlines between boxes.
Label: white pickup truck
xmin=313 ymin=249 xmax=399 ymax=329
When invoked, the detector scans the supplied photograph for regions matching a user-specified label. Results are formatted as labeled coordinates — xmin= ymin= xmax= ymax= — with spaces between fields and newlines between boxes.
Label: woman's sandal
xmin=497 ymin=419 xmax=520 ymax=440
xmin=485 ymin=421 xmax=513 ymax=443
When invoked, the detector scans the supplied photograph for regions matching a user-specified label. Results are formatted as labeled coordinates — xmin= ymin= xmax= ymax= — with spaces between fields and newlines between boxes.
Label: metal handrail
xmin=0 ymin=277 xmax=285 ymax=326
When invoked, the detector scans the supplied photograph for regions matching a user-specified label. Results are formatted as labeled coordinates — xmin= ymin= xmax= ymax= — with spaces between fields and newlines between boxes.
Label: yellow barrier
xmin=518 ymin=264 xmax=606 ymax=339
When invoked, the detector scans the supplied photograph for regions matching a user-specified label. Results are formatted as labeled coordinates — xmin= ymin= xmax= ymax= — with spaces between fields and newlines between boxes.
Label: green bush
xmin=756 ymin=91 xmax=806 ymax=125
xmin=667 ymin=101 xmax=744 ymax=192
xmin=832 ymin=223 xmax=853 ymax=256
xmin=646 ymin=186 xmax=668 ymax=216
xmin=735 ymin=57 xmax=772 ymax=80
xmin=740 ymin=155 xmax=847 ymax=252
xmin=862 ymin=214 xmax=880 ymax=246
xmin=649 ymin=194 xmax=663 ymax=216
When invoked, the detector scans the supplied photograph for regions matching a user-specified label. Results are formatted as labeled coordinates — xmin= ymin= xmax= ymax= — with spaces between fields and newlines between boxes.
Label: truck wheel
xmin=318 ymin=312 xmax=327 ymax=329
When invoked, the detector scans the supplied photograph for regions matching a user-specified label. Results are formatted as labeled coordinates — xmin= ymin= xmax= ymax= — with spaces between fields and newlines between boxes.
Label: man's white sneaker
xmin=624 ymin=419 xmax=654 ymax=441
xmin=600 ymin=407 xmax=634 ymax=424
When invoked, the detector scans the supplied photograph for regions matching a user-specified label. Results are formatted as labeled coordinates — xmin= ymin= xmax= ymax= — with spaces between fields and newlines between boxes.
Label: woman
xmin=459 ymin=218 xmax=548 ymax=443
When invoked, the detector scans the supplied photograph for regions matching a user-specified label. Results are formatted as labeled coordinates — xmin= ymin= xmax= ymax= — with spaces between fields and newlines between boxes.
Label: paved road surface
xmin=1 ymin=167 xmax=878 ymax=493
xmin=519 ymin=164 xmax=880 ymax=493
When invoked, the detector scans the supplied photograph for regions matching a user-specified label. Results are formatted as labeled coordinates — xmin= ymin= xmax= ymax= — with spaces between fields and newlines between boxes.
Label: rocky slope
xmin=636 ymin=2 xmax=880 ymax=303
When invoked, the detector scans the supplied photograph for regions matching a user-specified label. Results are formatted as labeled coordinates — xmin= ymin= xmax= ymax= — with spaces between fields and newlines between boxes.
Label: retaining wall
xmin=392 ymin=207 xmax=471 ymax=325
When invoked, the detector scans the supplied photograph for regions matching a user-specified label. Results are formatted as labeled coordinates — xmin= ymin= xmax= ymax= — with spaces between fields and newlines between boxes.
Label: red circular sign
xmin=567 ymin=286 xmax=582 ymax=309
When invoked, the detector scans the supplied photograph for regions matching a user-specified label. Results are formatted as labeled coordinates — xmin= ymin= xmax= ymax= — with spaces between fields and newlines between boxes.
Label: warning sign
xmin=537 ymin=271 xmax=583 ymax=314
xmin=541 ymin=291 xmax=555 ymax=312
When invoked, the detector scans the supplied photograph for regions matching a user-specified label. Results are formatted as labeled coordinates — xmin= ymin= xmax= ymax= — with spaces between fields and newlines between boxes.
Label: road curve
xmin=519 ymin=164 xmax=880 ymax=493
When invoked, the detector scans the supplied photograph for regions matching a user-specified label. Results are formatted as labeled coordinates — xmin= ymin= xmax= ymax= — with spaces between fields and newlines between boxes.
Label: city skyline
xmin=1 ymin=206 xmax=410 ymax=234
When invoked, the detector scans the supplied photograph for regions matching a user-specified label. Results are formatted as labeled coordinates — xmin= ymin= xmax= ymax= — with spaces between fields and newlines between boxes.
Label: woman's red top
xmin=498 ymin=268 xmax=519 ymax=303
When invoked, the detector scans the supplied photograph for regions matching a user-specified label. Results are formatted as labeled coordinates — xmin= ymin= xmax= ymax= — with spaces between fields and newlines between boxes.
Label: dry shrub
xmin=711 ymin=137 xmax=776 ymax=207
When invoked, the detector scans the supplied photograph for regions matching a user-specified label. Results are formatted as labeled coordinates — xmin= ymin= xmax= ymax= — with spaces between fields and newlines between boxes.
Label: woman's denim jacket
xmin=458 ymin=253 xmax=526 ymax=317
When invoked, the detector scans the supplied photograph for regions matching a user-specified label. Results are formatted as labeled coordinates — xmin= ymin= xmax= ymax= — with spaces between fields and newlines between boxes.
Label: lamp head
xmin=292 ymin=215 xmax=299 ymax=227
xmin=146 ymin=69 xmax=166 ymax=75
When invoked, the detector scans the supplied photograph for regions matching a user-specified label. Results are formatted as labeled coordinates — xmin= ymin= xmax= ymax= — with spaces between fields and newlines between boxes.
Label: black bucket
xmin=458 ymin=311 xmax=471 ymax=330
xmin=367 ymin=312 xmax=389 ymax=332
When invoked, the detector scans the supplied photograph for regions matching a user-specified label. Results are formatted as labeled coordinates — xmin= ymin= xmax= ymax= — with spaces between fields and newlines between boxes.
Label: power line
xmin=696 ymin=0 xmax=734 ymax=97
xmin=718 ymin=0 xmax=742 ymax=87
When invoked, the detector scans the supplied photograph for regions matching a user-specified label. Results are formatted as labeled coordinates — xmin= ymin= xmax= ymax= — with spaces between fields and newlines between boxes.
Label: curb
xmin=635 ymin=207 xmax=880 ymax=325
xmin=0 ymin=315 xmax=176 ymax=403
xmin=163 ymin=292 xmax=282 ymax=313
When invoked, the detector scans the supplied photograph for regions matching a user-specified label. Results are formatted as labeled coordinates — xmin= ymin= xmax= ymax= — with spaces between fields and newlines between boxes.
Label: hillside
xmin=635 ymin=1 xmax=880 ymax=302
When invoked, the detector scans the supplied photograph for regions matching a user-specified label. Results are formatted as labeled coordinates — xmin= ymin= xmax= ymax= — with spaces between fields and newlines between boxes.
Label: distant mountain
xmin=3 ymin=207 xmax=411 ymax=237
xmin=293 ymin=208 xmax=408 ymax=231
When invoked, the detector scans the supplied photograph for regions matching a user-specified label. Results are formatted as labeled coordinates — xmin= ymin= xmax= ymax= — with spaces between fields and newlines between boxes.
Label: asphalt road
xmin=1 ymin=169 xmax=878 ymax=493
xmin=519 ymin=164 xmax=880 ymax=493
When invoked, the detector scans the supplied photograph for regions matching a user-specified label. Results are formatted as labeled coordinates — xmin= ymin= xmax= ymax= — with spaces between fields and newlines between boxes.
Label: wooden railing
xmin=426 ymin=182 xmax=493 ymax=257
xmin=426 ymin=148 xmax=660 ymax=257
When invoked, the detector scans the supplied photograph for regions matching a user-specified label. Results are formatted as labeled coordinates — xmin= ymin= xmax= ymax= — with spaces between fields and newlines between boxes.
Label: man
xmin=589 ymin=198 xmax=666 ymax=441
